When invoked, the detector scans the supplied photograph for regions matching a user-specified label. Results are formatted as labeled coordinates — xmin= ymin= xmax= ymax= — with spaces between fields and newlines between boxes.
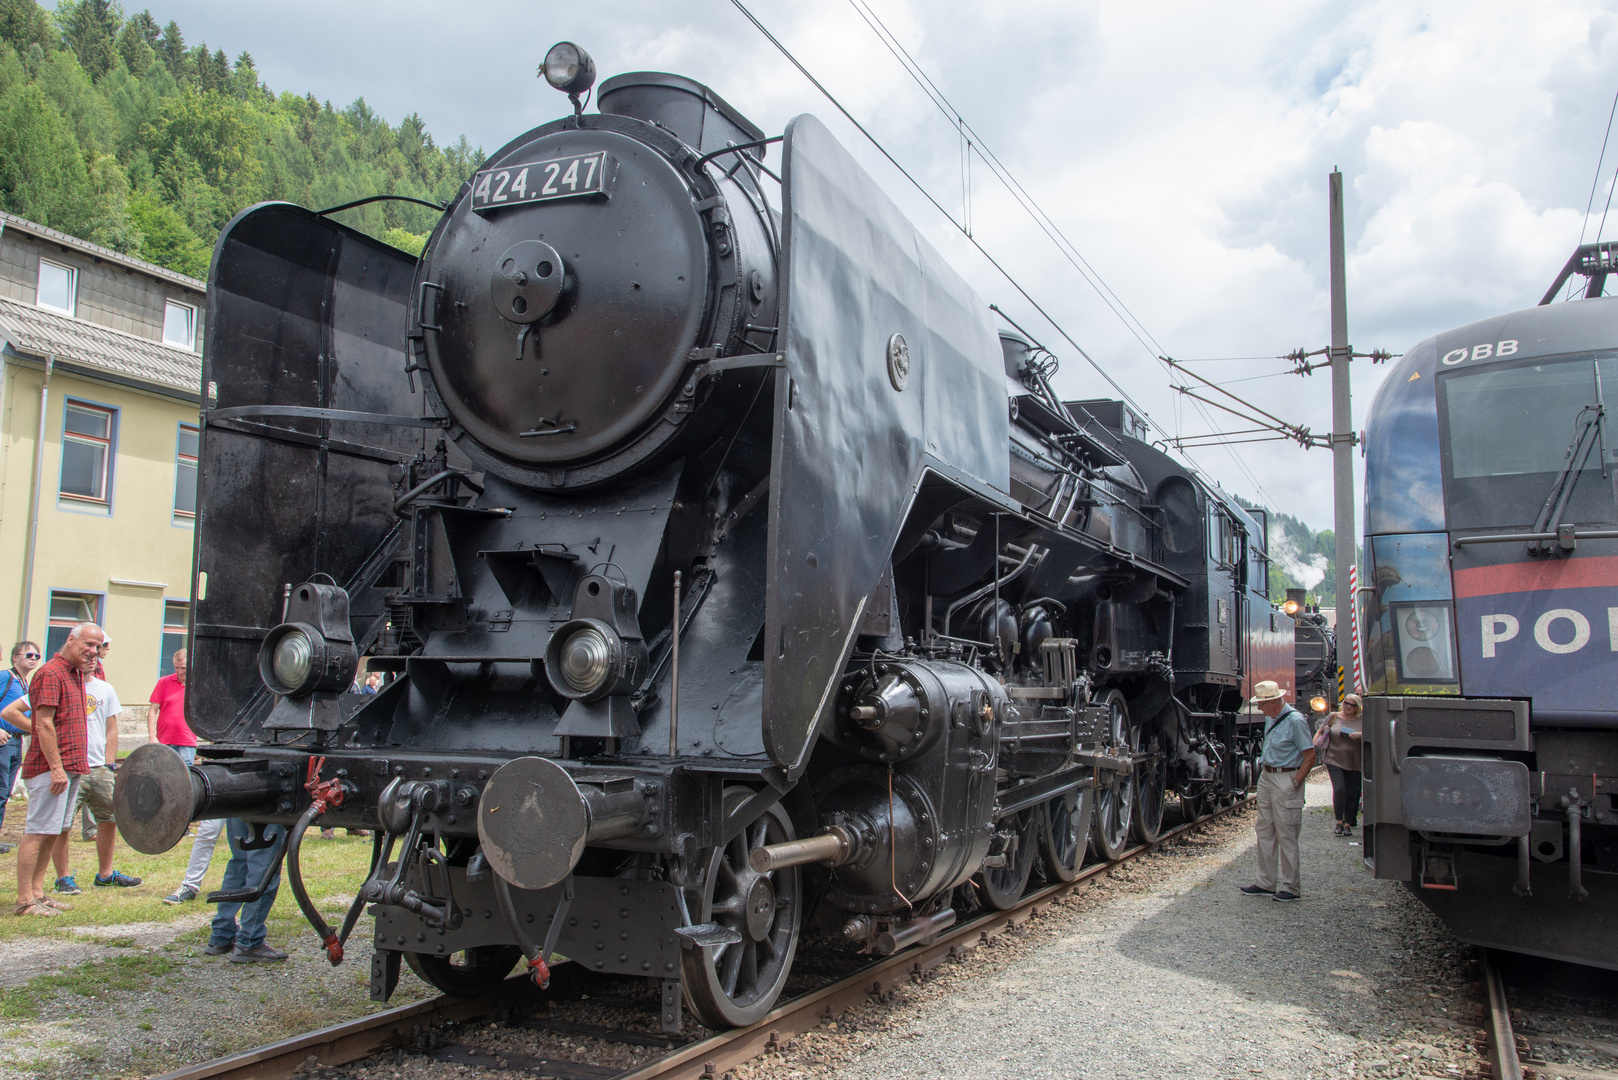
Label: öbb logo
xmin=1442 ymin=340 xmax=1518 ymax=366
xmin=1480 ymin=608 xmax=1618 ymax=657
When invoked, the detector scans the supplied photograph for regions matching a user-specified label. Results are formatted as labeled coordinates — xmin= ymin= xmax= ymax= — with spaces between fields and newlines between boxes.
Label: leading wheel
xmin=1130 ymin=715 xmax=1168 ymax=844
xmin=977 ymin=808 xmax=1039 ymax=909
xmin=1181 ymin=790 xmax=1214 ymax=820
xmin=680 ymin=787 xmax=802 ymax=1029
xmin=404 ymin=944 xmax=522 ymax=997
xmin=1089 ymin=690 xmax=1135 ymax=861
xmin=1039 ymin=784 xmax=1095 ymax=883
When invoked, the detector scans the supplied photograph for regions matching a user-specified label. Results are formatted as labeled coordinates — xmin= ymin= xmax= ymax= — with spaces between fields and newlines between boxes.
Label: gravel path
xmin=740 ymin=772 xmax=1482 ymax=1080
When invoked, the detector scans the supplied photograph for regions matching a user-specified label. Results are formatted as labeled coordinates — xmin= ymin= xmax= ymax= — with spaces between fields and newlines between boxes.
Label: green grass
xmin=0 ymin=953 xmax=177 ymax=1019
xmin=0 ymin=799 xmax=377 ymax=944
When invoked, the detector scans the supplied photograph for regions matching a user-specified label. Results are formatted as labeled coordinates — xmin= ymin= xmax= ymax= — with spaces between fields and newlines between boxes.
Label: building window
xmin=45 ymin=591 xmax=101 ymax=658
xmin=60 ymin=401 xmax=116 ymax=505
xmin=163 ymin=300 xmax=195 ymax=350
xmin=159 ymin=601 xmax=189 ymax=677
xmin=37 ymin=260 xmax=76 ymax=316
xmin=174 ymin=424 xmax=199 ymax=519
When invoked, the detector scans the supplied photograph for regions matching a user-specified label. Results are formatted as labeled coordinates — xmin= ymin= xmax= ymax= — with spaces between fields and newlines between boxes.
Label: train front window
xmin=1439 ymin=355 xmax=1617 ymax=530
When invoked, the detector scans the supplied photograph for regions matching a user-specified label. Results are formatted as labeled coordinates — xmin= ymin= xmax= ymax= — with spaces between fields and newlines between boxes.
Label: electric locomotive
xmin=1359 ymin=243 xmax=1618 ymax=970
xmin=113 ymin=45 xmax=1291 ymax=1028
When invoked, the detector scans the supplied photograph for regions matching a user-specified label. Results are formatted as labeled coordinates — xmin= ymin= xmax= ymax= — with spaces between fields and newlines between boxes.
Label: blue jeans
xmin=0 ymin=735 xmax=22 ymax=832
xmin=210 ymin=818 xmax=285 ymax=952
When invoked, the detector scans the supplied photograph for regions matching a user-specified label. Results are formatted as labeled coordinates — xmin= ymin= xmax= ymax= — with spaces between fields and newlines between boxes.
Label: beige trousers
xmin=1254 ymin=767 xmax=1306 ymax=894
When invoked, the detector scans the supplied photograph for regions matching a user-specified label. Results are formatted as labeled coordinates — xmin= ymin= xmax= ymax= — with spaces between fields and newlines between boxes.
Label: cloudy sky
xmin=118 ymin=0 xmax=1618 ymax=530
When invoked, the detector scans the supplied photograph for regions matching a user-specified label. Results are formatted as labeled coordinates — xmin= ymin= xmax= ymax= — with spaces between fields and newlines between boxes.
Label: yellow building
xmin=0 ymin=211 xmax=204 ymax=710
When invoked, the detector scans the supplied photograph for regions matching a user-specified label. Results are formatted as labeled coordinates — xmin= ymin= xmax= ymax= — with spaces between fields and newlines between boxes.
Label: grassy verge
xmin=0 ymin=798 xmax=376 ymax=944
xmin=0 ymin=951 xmax=177 ymax=1019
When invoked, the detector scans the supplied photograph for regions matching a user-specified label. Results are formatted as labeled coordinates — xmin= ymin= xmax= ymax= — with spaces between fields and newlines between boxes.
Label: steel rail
xmin=153 ymin=796 xmax=1254 ymax=1080
xmin=1481 ymin=949 xmax=1525 ymax=1080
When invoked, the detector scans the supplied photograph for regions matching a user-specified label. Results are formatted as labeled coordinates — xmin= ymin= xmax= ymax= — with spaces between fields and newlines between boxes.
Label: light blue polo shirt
xmin=0 ymin=669 xmax=25 ymax=736
xmin=1260 ymin=705 xmax=1313 ymax=769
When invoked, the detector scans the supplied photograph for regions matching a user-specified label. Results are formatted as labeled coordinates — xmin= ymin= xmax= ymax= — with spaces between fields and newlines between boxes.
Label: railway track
xmin=152 ymin=796 xmax=1253 ymax=1080
xmin=1475 ymin=949 xmax=1618 ymax=1080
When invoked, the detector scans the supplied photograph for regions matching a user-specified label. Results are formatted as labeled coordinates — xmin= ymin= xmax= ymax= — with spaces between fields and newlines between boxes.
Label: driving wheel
xmin=680 ymin=787 xmax=802 ymax=1029
xmin=1089 ymin=690 xmax=1135 ymax=860
xmin=1130 ymin=715 xmax=1169 ymax=844
xmin=1039 ymin=784 xmax=1095 ymax=882
xmin=978 ymin=808 xmax=1039 ymax=909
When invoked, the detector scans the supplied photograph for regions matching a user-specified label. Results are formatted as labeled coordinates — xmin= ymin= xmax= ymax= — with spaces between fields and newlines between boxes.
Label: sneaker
xmin=1273 ymin=891 xmax=1301 ymax=902
xmin=0 ymin=842 xmax=15 ymax=854
xmin=53 ymin=876 xmax=81 ymax=895
xmin=229 ymin=942 xmax=288 ymax=964
xmin=94 ymin=870 xmax=142 ymax=888
xmin=1239 ymin=884 xmax=1274 ymax=896
xmin=202 ymin=941 xmax=234 ymax=956
xmin=319 ymin=828 xmax=335 ymax=840
xmin=163 ymin=885 xmax=198 ymax=905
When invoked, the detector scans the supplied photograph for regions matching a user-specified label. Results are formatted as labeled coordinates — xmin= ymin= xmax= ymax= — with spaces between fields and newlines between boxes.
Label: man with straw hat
xmin=1239 ymin=680 xmax=1315 ymax=902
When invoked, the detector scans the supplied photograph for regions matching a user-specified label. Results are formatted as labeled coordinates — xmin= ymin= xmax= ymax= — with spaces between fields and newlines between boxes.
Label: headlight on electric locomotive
xmin=258 ymin=622 xmax=357 ymax=698
xmin=545 ymin=618 xmax=643 ymax=701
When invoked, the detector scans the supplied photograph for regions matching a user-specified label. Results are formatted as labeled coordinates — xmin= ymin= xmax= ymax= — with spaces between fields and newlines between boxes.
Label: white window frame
xmin=59 ymin=400 xmax=116 ymax=506
xmin=36 ymin=259 xmax=76 ymax=316
xmin=173 ymin=423 xmax=199 ymax=519
xmin=159 ymin=600 xmax=189 ymax=677
xmin=163 ymin=299 xmax=196 ymax=350
xmin=46 ymin=590 xmax=103 ymax=658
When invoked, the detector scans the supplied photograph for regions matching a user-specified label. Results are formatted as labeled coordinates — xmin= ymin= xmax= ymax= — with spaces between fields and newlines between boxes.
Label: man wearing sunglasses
xmin=0 ymin=643 xmax=42 ymax=854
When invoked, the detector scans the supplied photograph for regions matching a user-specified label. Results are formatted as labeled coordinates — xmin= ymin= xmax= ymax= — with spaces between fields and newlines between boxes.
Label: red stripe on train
xmin=1452 ymin=554 xmax=1618 ymax=599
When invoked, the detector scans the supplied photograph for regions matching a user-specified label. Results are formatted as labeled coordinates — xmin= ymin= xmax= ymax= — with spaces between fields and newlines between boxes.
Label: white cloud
xmin=88 ymin=0 xmax=1618 ymax=528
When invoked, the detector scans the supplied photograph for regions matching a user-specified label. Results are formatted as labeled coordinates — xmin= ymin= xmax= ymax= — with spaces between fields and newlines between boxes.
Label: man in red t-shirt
xmin=148 ymin=649 xmax=195 ymax=750
xmin=152 ymin=648 xmax=224 ymax=906
xmin=15 ymin=623 xmax=103 ymax=916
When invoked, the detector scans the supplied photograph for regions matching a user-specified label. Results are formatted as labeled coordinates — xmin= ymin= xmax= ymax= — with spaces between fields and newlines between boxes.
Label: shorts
xmin=23 ymin=772 xmax=84 ymax=835
xmin=73 ymin=765 xmax=115 ymax=824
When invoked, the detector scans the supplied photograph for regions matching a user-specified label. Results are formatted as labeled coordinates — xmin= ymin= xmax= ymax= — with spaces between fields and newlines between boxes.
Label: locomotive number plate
xmin=469 ymin=151 xmax=614 ymax=213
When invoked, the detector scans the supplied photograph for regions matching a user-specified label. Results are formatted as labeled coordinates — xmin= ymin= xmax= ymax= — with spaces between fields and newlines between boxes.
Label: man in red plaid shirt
xmin=14 ymin=624 xmax=104 ymax=916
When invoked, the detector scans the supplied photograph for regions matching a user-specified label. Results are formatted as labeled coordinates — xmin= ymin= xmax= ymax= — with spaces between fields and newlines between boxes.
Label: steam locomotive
xmin=1284 ymin=587 xmax=1339 ymax=722
xmin=1359 ymin=244 xmax=1618 ymax=970
xmin=114 ymin=45 xmax=1295 ymax=1028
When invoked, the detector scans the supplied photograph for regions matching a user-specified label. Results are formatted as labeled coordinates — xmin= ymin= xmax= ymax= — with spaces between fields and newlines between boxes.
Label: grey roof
xmin=0 ymin=295 xmax=203 ymax=398
xmin=0 ymin=212 xmax=206 ymax=296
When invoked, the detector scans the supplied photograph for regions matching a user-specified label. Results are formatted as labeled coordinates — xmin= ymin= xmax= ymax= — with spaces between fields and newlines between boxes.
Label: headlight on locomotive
xmin=546 ymin=619 xmax=637 ymax=701
xmin=257 ymin=622 xmax=355 ymax=698
xmin=1310 ymin=695 xmax=1329 ymax=714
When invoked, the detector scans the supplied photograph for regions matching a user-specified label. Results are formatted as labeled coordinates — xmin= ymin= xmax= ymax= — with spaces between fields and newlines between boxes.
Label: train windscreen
xmin=1439 ymin=354 xmax=1618 ymax=530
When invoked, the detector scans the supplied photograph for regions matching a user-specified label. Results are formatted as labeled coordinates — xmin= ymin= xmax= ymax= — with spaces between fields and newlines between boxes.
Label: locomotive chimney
xmin=597 ymin=72 xmax=765 ymax=160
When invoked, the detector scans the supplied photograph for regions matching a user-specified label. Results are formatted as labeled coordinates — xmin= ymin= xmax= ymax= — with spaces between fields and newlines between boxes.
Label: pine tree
xmin=0 ymin=0 xmax=52 ymax=52
xmin=60 ymin=0 xmax=120 ymax=82
xmin=156 ymin=19 xmax=183 ymax=76
xmin=116 ymin=10 xmax=158 ymax=76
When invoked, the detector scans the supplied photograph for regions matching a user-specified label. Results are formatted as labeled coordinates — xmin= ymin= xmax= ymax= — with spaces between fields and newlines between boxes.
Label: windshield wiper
xmin=1528 ymin=398 xmax=1606 ymax=555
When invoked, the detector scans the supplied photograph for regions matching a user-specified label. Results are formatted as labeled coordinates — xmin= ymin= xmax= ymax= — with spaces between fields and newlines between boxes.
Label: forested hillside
xmin=0 ymin=0 xmax=477 ymax=278
xmin=1265 ymin=509 xmax=1339 ymax=608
